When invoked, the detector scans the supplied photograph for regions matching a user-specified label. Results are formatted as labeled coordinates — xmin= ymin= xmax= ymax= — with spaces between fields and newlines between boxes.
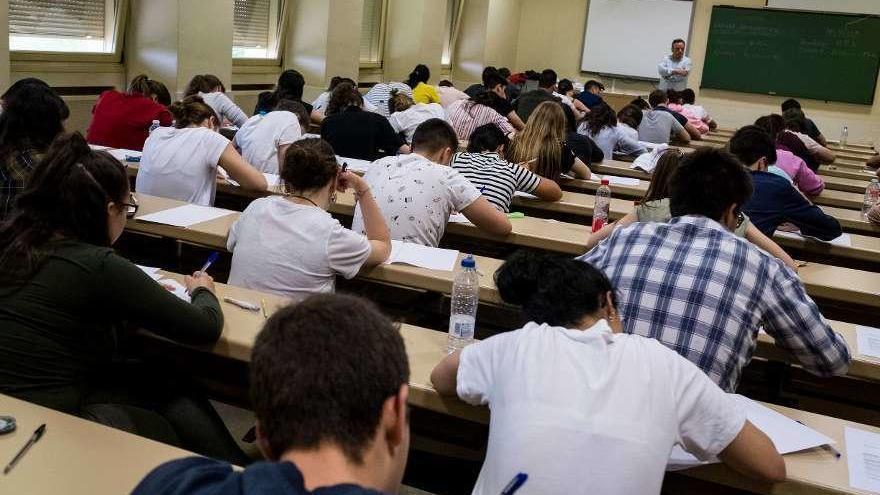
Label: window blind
xmin=9 ymin=0 xmax=106 ymax=39
xmin=234 ymin=0 xmax=271 ymax=48
xmin=360 ymin=0 xmax=383 ymax=63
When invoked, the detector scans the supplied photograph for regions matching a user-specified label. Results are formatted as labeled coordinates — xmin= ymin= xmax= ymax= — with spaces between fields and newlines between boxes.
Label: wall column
xmin=383 ymin=0 xmax=446 ymax=83
xmin=0 ymin=0 xmax=10 ymax=92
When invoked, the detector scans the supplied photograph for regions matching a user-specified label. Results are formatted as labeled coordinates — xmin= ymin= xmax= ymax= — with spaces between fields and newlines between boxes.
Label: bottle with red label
xmin=592 ymin=179 xmax=611 ymax=233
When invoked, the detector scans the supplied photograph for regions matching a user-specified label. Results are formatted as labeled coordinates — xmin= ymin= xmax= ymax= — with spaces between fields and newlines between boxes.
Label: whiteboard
xmin=581 ymin=0 xmax=695 ymax=80
xmin=766 ymin=0 xmax=880 ymax=15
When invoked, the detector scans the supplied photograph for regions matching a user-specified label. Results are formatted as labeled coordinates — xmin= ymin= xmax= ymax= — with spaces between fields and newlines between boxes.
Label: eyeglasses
xmin=122 ymin=193 xmax=139 ymax=219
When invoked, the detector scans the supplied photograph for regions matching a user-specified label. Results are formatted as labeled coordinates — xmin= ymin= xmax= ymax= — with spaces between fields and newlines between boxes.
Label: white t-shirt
xmin=458 ymin=321 xmax=746 ymax=495
xmin=352 ymin=154 xmax=481 ymax=247
xmin=313 ymin=91 xmax=380 ymax=114
xmin=227 ymin=196 xmax=371 ymax=299
xmin=199 ymin=91 xmax=249 ymax=127
xmin=233 ymin=111 xmax=302 ymax=174
xmin=387 ymin=103 xmax=446 ymax=143
xmin=794 ymin=131 xmax=824 ymax=154
xmin=136 ymin=126 xmax=229 ymax=206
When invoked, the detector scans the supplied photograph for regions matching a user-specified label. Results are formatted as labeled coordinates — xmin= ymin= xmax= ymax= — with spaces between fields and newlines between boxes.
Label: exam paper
xmin=158 ymin=278 xmax=191 ymax=303
xmin=667 ymin=395 xmax=835 ymax=470
xmin=774 ymin=230 xmax=853 ymax=247
xmin=336 ymin=155 xmax=373 ymax=173
xmin=89 ymin=144 xmax=112 ymax=151
xmin=513 ymin=191 xmax=539 ymax=200
xmin=590 ymin=174 xmax=640 ymax=186
xmin=845 ymin=427 xmax=880 ymax=492
xmin=136 ymin=265 xmax=163 ymax=281
xmin=856 ymin=326 xmax=880 ymax=359
xmin=448 ymin=213 xmax=471 ymax=224
xmin=386 ymin=240 xmax=460 ymax=271
xmin=136 ymin=204 xmax=235 ymax=228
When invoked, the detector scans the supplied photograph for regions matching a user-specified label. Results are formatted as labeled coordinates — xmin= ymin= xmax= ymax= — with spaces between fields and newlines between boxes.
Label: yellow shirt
xmin=412 ymin=82 xmax=440 ymax=104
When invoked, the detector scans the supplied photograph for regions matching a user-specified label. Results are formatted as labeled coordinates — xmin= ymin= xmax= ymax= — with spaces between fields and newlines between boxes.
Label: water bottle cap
xmin=461 ymin=255 xmax=476 ymax=268
xmin=600 ymin=179 xmax=610 ymax=185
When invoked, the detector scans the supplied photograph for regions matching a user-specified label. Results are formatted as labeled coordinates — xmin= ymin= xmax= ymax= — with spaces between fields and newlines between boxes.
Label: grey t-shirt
xmin=638 ymin=110 xmax=686 ymax=144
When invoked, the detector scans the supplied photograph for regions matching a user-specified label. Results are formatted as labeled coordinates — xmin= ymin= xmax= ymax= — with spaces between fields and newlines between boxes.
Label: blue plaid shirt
xmin=578 ymin=215 xmax=850 ymax=392
xmin=0 ymin=149 xmax=39 ymax=221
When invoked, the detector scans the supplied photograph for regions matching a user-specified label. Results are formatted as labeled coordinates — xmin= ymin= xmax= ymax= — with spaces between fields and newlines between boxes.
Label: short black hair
xmin=467 ymin=123 xmax=509 ymax=153
xmin=280 ymin=138 xmax=338 ymax=192
xmin=672 ymin=38 xmax=686 ymax=47
xmin=438 ymin=79 xmax=454 ymax=87
xmin=497 ymin=67 xmax=511 ymax=79
xmin=539 ymin=69 xmax=557 ymax=89
xmin=557 ymin=79 xmax=574 ymax=94
xmin=782 ymin=107 xmax=807 ymax=133
xmin=680 ymin=88 xmax=696 ymax=104
xmin=780 ymin=98 xmax=801 ymax=112
xmin=250 ymin=294 xmax=409 ymax=463
xmin=729 ymin=125 xmax=778 ymax=167
xmin=481 ymin=66 xmax=498 ymax=87
xmin=412 ymin=118 xmax=459 ymax=154
xmin=484 ymin=73 xmax=507 ymax=90
xmin=669 ymin=148 xmax=753 ymax=222
xmin=629 ymin=97 xmax=650 ymax=110
xmin=585 ymin=79 xmax=604 ymax=91
xmin=496 ymin=250 xmax=617 ymax=327
xmin=648 ymin=90 xmax=668 ymax=108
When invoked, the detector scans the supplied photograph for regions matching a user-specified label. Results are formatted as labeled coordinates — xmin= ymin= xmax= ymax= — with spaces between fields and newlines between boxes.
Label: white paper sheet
xmin=89 ymin=144 xmax=112 ymax=151
xmin=336 ymin=155 xmax=373 ymax=173
xmin=136 ymin=204 xmax=235 ymax=228
xmin=107 ymin=149 xmax=142 ymax=162
xmin=845 ymin=427 xmax=880 ymax=492
xmin=667 ymin=395 xmax=835 ymax=470
xmin=856 ymin=326 xmax=880 ymax=359
xmin=136 ymin=265 xmax=163 ymax=281
xmin=774 ymin=230 xmax=853 ymax=247
xmin=448 ymin=213 xmax=471 ymax=224
xmin=513 ymin=191 xmax=539 ymax=200
xmin=158 ymin=278 xmax=191 ymax=303
xmin=385 ymin=240 xmax=459 ymax=271
xmin=590 ymin=173 xmax=641 ymax=187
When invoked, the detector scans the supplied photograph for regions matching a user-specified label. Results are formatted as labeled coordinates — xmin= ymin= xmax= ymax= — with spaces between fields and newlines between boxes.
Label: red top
xmin=86 ymin=90 xmax=172 ymax=151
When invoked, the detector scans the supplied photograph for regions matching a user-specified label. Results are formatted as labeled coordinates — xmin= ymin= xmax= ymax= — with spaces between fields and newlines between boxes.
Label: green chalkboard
xmin=701 ymin=6 xmax=880 ymax=105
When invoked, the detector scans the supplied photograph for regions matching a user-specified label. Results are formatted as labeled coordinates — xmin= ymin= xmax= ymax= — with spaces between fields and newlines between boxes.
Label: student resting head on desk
xmin=447 ymin=89 xmax=516 ymax=142
xmin=507 ymin=101 xmax=592 ymax=181
xmin=320 ymin=82 xmax=410 ymax=161
xmin=386 ymin=89 xmax=446 ymax=145
xmin=405 ymin=63 xmax=440 ymax=105
xmin=0 ymin=132 xmax=248 ymax=464
xmin=579 ymin=148 xmax=851 ymax=393
xmin=134 ymin=294 xmax=411 ymax=495
xmin=352 ymin=118 xmax=512 ymax=247
xmin=184 ymin=74 xmax=248 ymax=128
xmin=227 ymin=138 xmax=391 ymax=299
xmin=136 ymin=95 xmax=267 ymax=206
xmin=755 ymin=113 xmax=821 ymax=173
xmin=233 ymin=98 xmax=305 ymax=174
xmin=87 ymin=74 xmax=173 ymax=152
xmin=430 ymin=251 xmax=785 ymax=495
xmin=782 ymin=108 xmax=836 ymax=165
xmin=579 ymin=101 xmax=647 ymax=160
xmin=254 ymin=69 xmax=315 ymax=120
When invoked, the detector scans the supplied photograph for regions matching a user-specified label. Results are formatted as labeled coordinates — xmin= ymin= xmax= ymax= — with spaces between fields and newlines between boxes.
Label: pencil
xmin=260 ymin=298 xmax=268 ymax=319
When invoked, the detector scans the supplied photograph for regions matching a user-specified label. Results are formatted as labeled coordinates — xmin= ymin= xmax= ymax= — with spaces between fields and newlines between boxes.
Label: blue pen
xmin=479 ymin=185 xmax=487 ymax=194
xmin=500 ymin=473 xmax=528 ymax=495
xmin=200 ymin=251 xmax=220 ymax=274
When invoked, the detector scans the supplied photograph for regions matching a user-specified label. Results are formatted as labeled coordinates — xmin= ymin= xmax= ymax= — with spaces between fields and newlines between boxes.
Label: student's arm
xmin=375 ymin=115 xmax=408 ymax=157
xmin=618 ymin=133 xmax=648 ymax=157
xmin=585 ymin=210 xmax=637 ymax=251
xmin=743 ymin=224 xmax=799 ymax=272
xmin=219 ymin=143 xmax=268 ymax=191
xmin=461 ymin=196 xmax=513 ymax=236
xmin=778 ymin=185 xmax=842 ymax=240
xmin=516 ymin=163 xmax=562 ymax=202
xmin=506 ymin=110 xmax=526 ymax=131
xmin=430 ymin=350 xmax=461 ymax=396
xmin=813 ymin=145 xmax=836 ymax=164
xmin=310 ymin=110 xmax=325 ymax=124
xmin=718 ymin=421 xmax=787 ymax=482
xmin=672 ymin=119 xmax=691 ymax=144
xmin=532 ymin=177 xmax=563 ymax=202
xmin=343 ymin=172 xmax=391 ymax=266
xmin=217 ymin=93 xmax=249 ymax=127
xmin=568 ymin=158 xmax=591 ymax=180
xmin=815 ymin=132 xmax=828 ymax=147
xmin=793 ymin=161 xmax=825 ymax=196
xmin=684 ymin=122 xmax=702 ymax=141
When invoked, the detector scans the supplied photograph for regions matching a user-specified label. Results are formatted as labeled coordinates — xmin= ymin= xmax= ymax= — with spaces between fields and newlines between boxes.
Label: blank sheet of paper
xmin=774 ymin=230 xmax=853 ymax=247
xmin=336 ymin=156 xmax=373 ymax=173
xmin=136 ymin=265 xmax=163 ymax=281
xmin=856 ymin=326 xmax=880 ymax=359
xmin=513 ymin=191 xmax=539 ymax=200
xmin=136 ymin=204 xmax=234 ymax=228
xmin=386 ymin=240 xmax=460 ymax=271
xmin=845 ymin=427 xmax=880 ymax=492
xmin=590 ymin=173 xmax=640 ymax=186
xmin=448 ymin=213 xmax=471 ymax=224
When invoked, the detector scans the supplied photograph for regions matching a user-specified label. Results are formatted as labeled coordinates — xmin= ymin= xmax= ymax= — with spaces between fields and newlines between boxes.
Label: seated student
xmin=554 ymin=78 xmax=589 ymax=121
xmin=563 ymin=104 xmax=605 ymax=167
xmin=183 ymin=74 xmax=248 ymax=128
xmin=451 ymin=124 xmax=562 ymax=212
xmin=464 ymin=66 xmax=498 ymax=98
xmin=513 ymin=69 xmax=561 ymax=123
xmin=667 ymin=90 xmax=710 ymax=135
xmin=730 ymin=126 xmax=842 ymax=240
xmin=679 ymin=88 xmax=717 ymax=130
xmin=364 ymin=81 xmax=413 ymax=118
xmin=233 ymin=99 xmax=303 ymax=174
xmin=0 ymin=133 xmax=247 ymax=464
xmin=616 ymin=104 xmax=644 ymax=143
xmin=498 ymin=67 xmax=521 ymax=102
xmin=579 ymin=148 xmax=850 ymax=392
xmin=321 ymin=82 xmax=409 ymax=160
xmin=751 ymin=121 xmax=825 ymax=197
xmin=406 ymin=64 xmax=441 ymax=104
xmin=312 ymin=77 xmax=380 ymax=122
xmin=629 ymin=96 xmax=650 ymax=111
xmin=352 ymin=119 xmax=511 ymax=246
xmin=783 ymin=108 xmax=836 ymax=165
xmin=254 ymin=69 xmax=315 ymax=121
xmin=0 ymin=78 xmax=69 ymax=221
xmin=431 ymin=251 xmax=786 ymax=495
xmin=228 ymin=139 xmax=390 ymax=299
xmin=507 ymin=101 xmax=591 ymax=181
xmin=579 ymin=102 xmax=647 ymax=159
xmin=447 ymin=91 xmax=515 ymax=142
xmin=479 ymin=72 xmax=526 ymax=131
xmin=437 ymin=79 xmax=470 ymax=109
xmin=755 ymin=113 xmax=820 ymax=172
xmin=137 ymin=96 xmax=267 ymax=206
xmin=781 ymin=98 xmax=827 ymax=146
xmin=638 ymin=90 xmax=691 ymax=145
xmin=586 ymin=149 xmax=798 ymax=271
xmin=87 ymin=75 xmax=173 ymax=151
xmin=646 ymin=90 xmax=700 ymax=141
xmin=576 ymin=79 xmax=605 ymax=109
xmin=386 ymin=90 xmax=446 ymax=144
xmin=134 ymin=294 xmax=411 ymax=495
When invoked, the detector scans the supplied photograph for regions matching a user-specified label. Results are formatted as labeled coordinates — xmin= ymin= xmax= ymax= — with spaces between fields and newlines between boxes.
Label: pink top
xmin=668 ymin=103 xmax=709 ymax=135
xmin=774 ymin=148 xmax=825 ymax=196
xmin=447 ymin=99 xmax=514 ymax=141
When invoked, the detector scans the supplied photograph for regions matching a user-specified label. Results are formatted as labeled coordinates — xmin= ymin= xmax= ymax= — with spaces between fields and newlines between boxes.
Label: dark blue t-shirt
xmin=575 ymin=91 xmax=603 ymax=109
xmin=132 ymin=457 xmax=387 ymax=495
xmin=743 ymin=170 xmax=842 ymax=240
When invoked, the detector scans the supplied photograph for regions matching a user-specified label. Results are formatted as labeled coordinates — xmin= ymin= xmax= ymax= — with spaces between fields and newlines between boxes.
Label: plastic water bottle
xmin=448 ymin=255 xmax=478 ymax=353
xmin=863 ymin=179 xmax=880 ymax=219
xmin=592 ymin=179 xmax=611 ymax=233
xmin=149 ymin=120 xmax=161 ymax=134
xmin=841 ymin=125 xmax=849 ymax=146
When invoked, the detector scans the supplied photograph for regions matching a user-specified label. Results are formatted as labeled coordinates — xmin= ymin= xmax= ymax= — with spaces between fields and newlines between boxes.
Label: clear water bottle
xmin=448 ymin=255 xmax=478 ymax=353
xmin=863 ymin=179 xmax=880 ymax=219
xmin=149 ymin=119 xmax=161 ymax=134
xmin=841 ymin=125 xmax=849 ymax=146
xmin=592 ymin=179 xmax=611 ymax=233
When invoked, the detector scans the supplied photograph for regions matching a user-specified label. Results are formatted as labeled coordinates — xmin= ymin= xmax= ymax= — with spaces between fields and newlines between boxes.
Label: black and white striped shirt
xmin=451 ymin=152 xmax=542 ymax=213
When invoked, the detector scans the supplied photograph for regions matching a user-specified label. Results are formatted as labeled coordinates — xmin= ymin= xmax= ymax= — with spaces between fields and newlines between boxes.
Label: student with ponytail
xmin=87 ymin=74 xmax=173 ymax=151
xmin=406 ymin=64 xmax=440 ymax=104
xmin=228 ymin=138 xmax=391 ymax=298
xmin=137 ymin=96 xmax=267 ymax=206
xmin=184 ymin=74 xmax=248 ymax=127
xmin=0 ymin=132 xmax=247 ymax=464
xmin=431 ymin=250 xmax=786 ymax=494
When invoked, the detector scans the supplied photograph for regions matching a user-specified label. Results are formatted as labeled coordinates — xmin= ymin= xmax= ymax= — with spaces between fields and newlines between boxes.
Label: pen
xmin=223 ymin=297 xmax=260 ymax=311
xmin=500 ymin=473 xmax=528 ymax=495
xmin=795 ymin=421 xmax=841 ymax=458
xmin=4 ymin=423 xmax=46 ymax=475
xmin=261 ymin=299 xmax=269 ymax=319
xmin=200 ymin=251 xmax=220 ymax=274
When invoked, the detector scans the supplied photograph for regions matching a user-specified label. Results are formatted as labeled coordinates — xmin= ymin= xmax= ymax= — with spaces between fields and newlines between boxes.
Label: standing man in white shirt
xmin=658 ymin=38 xmax=691 ymax=91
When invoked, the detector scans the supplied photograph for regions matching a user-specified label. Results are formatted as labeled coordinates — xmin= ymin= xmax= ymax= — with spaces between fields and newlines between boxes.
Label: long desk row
xmin=701 ymin=132 xmax=878 ymax=162
xmin=683 ymin=137 xmax=871 ymax=168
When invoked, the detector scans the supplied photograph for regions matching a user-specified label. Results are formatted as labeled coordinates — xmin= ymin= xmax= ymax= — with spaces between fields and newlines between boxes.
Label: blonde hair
xmin=388 ymin=89 xmax=413 ymax=114
xmin=507 ymin=102 xmax=567 ymax=180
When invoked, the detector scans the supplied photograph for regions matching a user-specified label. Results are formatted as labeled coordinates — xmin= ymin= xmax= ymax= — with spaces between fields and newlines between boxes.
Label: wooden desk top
xmin=0 ymin=393 xmax=193 ymax=494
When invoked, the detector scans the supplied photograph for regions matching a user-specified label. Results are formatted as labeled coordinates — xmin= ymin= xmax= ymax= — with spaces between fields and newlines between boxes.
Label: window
xmin=442 ymin=0 xmax=464 ymax=67
xmin=9 ymin=0 xmax=121 ymax=53
xmin=233 ymin=0 xmax=284 ymax=59
xmin=360 ymin=0 xmax=386 ymax=66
